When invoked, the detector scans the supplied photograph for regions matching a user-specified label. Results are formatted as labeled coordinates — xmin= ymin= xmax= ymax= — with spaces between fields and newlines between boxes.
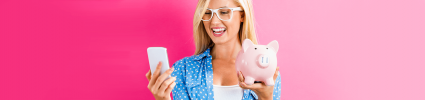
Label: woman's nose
xmin=211 ymin=13 xmax=221 ymax=25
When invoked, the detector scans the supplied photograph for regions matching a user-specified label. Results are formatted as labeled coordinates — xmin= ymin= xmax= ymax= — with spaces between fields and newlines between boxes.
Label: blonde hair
xmin=193 ymin=0 xmax=258 ymax=55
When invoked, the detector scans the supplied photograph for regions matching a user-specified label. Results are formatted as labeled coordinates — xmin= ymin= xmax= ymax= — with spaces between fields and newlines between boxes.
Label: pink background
xmin=1 ymin=0 xmax=424 ymax=100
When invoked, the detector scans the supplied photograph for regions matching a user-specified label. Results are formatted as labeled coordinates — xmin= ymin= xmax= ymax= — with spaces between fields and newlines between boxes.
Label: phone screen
xmin=147 ymin=47 xmax=171 ymax=78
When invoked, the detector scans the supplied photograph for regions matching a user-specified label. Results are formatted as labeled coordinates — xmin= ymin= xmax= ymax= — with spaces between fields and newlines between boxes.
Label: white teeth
xmin=212 ymin=28 xmax=226 ymax=34
xmin=212 ymin=28 xmax=225 ymax=32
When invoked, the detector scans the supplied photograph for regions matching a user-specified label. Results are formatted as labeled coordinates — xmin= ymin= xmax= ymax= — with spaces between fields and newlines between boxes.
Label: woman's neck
xmin=211 ymin=38 xmax=242 ymax=60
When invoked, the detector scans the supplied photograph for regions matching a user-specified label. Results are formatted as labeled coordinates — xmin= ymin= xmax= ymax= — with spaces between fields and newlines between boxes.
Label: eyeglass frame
xmin=201 ymin=7 xmax=243 ymax=21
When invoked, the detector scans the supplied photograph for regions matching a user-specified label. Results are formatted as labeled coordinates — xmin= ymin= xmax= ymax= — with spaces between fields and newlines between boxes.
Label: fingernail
xmin=171 ymin=67 xmax=174 ymax=71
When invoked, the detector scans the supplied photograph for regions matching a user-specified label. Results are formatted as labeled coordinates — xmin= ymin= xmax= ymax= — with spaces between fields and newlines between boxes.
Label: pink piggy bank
xmin=236 ymin=39 xmax=279 ymax=86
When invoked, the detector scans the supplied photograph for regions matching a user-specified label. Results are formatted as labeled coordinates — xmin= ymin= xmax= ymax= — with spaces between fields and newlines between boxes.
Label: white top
xmin=213 ymin=84 xmax=244 ymax=100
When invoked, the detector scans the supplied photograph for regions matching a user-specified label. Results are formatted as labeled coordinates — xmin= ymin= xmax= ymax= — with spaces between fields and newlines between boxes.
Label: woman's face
xmin=203 ymin=0 xmax=243 ymax=45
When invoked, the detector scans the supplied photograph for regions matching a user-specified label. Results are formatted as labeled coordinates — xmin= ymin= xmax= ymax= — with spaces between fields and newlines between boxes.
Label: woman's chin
xmin=212 ymin=37 xmax=233 ymax=45
xmin=210 ymin=33 xmax=226 ymax=42
xmin=210 ymin=34 xmax=240 ymax=45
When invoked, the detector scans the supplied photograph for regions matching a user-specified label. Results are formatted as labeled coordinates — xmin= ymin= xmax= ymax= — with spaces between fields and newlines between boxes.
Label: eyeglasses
xmin=201 ymin=7 xmax=243 ymax=21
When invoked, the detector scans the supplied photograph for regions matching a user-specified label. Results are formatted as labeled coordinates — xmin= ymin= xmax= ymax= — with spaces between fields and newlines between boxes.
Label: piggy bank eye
xmin=266 ymin=48 xmax=268 ymax=50
xmin=255 ymin=48 xmax=257 ymax=50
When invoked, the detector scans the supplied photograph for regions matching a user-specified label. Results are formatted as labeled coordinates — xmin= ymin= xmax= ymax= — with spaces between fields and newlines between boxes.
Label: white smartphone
xmin=147 ymin=47 xmax=171 ymax=79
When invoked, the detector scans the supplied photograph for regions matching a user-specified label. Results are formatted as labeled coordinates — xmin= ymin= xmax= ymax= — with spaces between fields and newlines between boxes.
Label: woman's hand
xmin=146 ymin=62 xmax=176 ymax=100
xmin=238 ymin=67 xmax=279 ymax=100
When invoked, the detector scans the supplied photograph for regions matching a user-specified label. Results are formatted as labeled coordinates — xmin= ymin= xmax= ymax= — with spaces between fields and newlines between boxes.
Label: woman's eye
xmin=205 ymin=13 xmax=211 ymax=14
xmin=220 ymin=11 xmax=229 ymax=14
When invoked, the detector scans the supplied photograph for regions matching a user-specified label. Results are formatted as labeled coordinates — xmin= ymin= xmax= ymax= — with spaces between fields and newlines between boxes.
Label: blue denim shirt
xmin=171 ymin=48 xmax=281 ymax=100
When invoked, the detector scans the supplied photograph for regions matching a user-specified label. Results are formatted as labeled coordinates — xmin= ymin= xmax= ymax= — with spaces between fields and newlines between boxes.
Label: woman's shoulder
xmin=172 ymin=48 xmax=211 ymax=65
xmin=172 ymin=48 xmax=211 ymax=69
xmin=172 ymin=55 xmax=205 ymax=67
xmin=171 ymin=56 xmax=190 ymax=67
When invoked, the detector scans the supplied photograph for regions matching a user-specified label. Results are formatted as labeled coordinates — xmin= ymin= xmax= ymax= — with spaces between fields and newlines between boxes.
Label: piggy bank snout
xmin=257 ymin=54 xmax=270 ymax=68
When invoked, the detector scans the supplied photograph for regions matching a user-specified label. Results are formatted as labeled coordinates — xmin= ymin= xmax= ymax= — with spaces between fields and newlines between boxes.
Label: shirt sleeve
xmin=273 ymin=72 xmax=281 ymax=100
xmin=171 ymin=59 xmax=191 ymax=100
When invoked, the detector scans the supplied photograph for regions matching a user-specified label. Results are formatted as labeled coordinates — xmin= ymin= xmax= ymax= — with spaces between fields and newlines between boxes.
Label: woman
xmin=146 ymin=0 xmax=281 ymax=100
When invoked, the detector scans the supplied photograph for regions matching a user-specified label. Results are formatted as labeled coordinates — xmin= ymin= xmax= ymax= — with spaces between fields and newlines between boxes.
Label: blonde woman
xmin=145 ymin=0 xmax=281 ymax=100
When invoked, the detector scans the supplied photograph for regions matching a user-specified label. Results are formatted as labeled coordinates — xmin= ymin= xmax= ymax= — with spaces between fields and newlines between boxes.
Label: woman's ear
xmin=240 ymin=12 xmax=244 ymax=22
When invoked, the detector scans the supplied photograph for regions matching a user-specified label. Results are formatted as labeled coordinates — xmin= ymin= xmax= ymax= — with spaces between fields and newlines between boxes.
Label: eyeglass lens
xmin=202 ymin=9 xmax=232 ymax=21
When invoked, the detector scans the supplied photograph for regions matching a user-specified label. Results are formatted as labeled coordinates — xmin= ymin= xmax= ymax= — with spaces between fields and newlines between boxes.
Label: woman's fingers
xmin=152 ymin=67 xmax=174 ymax=92
xmin=273 ymin=67 xmax=279 ymax=81
xmin=148 ymin=62 xmax=162 ymax=90
xmin=158 ymin=77 xmax=176 ymax=95
xmin=146 ymin=70 xmax=152 ymax=81
xmin=237 ymin=71 xmax=245 ymax=82
xmin=164 ymin=82 xmax=176 ymax=94
xmin=239 ymin=82 xmax=263 ymax=90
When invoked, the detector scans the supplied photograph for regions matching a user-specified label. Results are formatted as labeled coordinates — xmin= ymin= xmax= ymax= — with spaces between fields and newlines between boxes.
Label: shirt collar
xmin=191 ymin=48 xmax=211 ymax=61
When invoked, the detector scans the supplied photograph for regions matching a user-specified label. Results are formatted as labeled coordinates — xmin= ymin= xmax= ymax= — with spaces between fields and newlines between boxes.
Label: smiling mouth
xmin=212 ymin=28 xmax=226 ymax=34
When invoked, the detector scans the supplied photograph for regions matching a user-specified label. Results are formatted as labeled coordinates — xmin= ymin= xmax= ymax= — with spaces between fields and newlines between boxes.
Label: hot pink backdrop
xmin=1 ymin=0 xmax=424 ymax=100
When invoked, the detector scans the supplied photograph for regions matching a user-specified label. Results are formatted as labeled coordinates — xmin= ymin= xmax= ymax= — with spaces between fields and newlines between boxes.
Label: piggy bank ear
xmin=242 ymin=39 xmax=254 ymax=53
xmin=267 ymin=40 xmax=279 ymax=53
